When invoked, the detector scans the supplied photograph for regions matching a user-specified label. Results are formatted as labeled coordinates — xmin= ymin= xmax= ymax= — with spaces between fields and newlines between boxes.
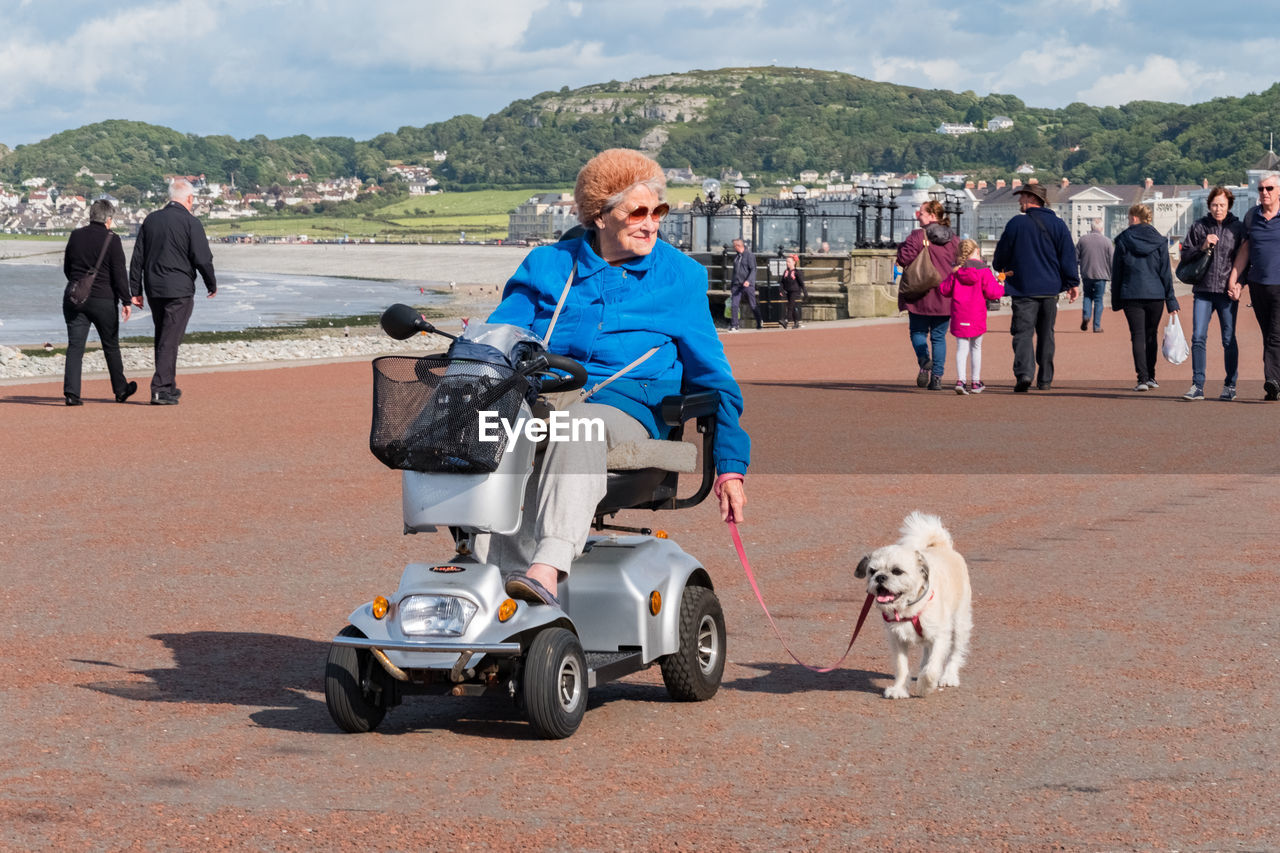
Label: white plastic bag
xmin=1162 ymin=315 xmax=1189 ymax=365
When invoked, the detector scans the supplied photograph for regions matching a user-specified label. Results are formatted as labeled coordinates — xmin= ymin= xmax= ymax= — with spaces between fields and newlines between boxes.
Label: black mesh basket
xmin=370 ymin=355 xmax=531 ymax=473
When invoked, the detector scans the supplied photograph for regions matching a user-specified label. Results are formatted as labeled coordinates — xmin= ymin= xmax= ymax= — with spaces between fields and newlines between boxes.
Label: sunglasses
xmin=1260 ymin=186 xmax=1278 ymax=193
xmin=619 ymin=203 xmax=669 ymax=224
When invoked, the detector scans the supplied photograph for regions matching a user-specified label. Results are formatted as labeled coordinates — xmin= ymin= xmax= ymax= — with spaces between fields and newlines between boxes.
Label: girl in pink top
xmin=939 ymin=239 xmax=1004 ymax=394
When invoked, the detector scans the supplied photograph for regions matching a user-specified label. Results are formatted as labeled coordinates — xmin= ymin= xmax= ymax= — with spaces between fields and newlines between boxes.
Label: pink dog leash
xmin=727 ymin=519 xmax=874 ymax=673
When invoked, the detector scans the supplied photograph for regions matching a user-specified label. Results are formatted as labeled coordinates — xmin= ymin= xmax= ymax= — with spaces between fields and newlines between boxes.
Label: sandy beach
xmin=0 ymin=241 xmax=524 ymax=375
xmin=0 ymin=238 xmax=533 ymax=288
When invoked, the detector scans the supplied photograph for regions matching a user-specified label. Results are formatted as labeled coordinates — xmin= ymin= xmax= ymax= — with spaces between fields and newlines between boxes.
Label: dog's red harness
xmin=883 ymin=590 xmax=934 ymax=637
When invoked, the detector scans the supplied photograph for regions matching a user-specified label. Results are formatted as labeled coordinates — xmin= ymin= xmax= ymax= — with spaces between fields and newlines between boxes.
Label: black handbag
xmin=64 ymin=233 xmax=112 ymax=308
xmin=1176 ymin=245 xmax=1213 ymax=285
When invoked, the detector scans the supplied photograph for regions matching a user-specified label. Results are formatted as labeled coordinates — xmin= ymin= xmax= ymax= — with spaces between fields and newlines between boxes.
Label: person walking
xmin=1076 ymin=218 xmax=1113 ymax=333
xmin=129 ymin=178 xmax=217 ymax=405
xmin=1112 ymin=204 xmax=1180 ymax=392
xmin=1227 ymin=172 xmax=1280 ymax=399
xmin=61 ymin=199 xmax=138 ymax=406
xmin=1180 ymin=186 xmax=1245 ymax=401
xmin=939 ymin=239 xmax=1004 ymax=394
xmin=896 ymin=199 xmax=958 ymax=389
xmin=992 ymin=182 xmax=1080 ymax=392
xmin=728 ymin=237 xmax=762 ymax=331
xmin=778 ymin=254 xmax=806 ymax=329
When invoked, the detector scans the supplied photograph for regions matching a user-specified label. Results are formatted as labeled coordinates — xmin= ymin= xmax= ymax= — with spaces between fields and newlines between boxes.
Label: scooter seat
xmin=605 ymin=439 xmax=697 ymax=473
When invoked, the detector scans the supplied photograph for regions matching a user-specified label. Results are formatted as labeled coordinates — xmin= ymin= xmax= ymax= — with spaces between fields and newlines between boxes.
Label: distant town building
xmin=987 ymin=116 xmax=1014 ymax=130
xmin=507 ymin=192 xmax=577 ymax=243
xmin=937 ymin=122 xmax=979 ymax=136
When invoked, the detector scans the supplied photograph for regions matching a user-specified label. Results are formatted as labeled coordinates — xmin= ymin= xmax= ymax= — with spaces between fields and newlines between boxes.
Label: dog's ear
xmin=916 ymin=551 xmax=929 ymax=583
xmin=854 ymin=555 xmax=871 ymax=578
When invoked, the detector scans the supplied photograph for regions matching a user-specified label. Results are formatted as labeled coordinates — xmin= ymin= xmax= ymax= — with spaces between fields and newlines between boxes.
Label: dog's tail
xmin=900 ymin=511 xmax=953 ymax=551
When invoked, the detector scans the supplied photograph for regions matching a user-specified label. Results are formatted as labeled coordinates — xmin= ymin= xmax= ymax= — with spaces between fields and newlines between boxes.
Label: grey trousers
xmin=473 ymin=401 xmax=649 ymax=575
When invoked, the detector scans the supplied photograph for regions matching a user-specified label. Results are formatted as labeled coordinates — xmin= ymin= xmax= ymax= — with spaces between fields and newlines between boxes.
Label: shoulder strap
xmin=541 ymin=262 xmax=575 ymax=347
xmin=89 ymin=230 xmax=112 ymax=276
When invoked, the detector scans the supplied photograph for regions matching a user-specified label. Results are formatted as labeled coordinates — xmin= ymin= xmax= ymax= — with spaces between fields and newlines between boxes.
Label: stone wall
xmin=693 ymin=248 xmax=901 ymax=324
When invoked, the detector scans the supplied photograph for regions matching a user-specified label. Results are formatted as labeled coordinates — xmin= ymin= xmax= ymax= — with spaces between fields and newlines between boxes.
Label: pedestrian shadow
xmin=79 ymin=631 xmax=334 ymax=734
xmin=725 ymin=661 xmax=885 ymax=695
xmin=0 ymin=393 xmax=71 ymax=407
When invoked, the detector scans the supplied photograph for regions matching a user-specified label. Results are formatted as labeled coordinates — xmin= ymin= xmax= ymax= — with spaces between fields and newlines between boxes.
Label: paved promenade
xmin=2 ymin=308 xmax=1277 ymax=850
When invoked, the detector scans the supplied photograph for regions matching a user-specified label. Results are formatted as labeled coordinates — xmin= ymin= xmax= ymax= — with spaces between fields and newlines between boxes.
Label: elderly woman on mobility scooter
xmin=478 ymin=148 xmax=751 ymax=607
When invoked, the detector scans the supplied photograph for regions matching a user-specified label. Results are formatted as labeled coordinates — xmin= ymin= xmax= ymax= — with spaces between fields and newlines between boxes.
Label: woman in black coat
xmin=62 ymin=199 xmax=137 ymax=405
xmin=779 ymin=254 xmax=806 ymax=328
xmin=1112 ymin=203 xmax=1180 ymax=392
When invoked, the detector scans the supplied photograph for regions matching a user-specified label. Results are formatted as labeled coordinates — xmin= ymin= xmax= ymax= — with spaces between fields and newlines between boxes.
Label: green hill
xmin=3 ymin=68 xmax=1278 ymax=192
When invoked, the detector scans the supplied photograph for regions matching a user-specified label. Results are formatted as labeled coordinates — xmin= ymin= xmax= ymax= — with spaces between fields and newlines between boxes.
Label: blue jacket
xmin=1112 ymin=223 xmax=1178 ymax=312
xmin=488 ymin=234 xmax=750 ymax=475
xmin=992 ymin=206 xmax=1080 ymax=297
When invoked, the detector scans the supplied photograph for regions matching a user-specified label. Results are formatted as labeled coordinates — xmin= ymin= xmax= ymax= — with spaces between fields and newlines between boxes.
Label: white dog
xmin=855 ymin=512 xmax=972 ymax=699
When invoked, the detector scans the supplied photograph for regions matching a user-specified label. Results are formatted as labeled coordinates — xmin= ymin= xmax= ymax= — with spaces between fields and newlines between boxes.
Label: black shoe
xmin=916 ymin=358 xmax=933 ymax=388
xmin=1080 ymin=320 xmax=1088 ymax=331
xmin=1266 ymin=379 xmax=1280 ymax=401
xmin=65 ymin=394 xmax=82 ymax=407
xmin=927 ymin=374 xmax=942 ymax=391
xmin=116 ymin=380 xmax=138 ymax=403
xmin=151 ymin=392 xmax=180 ymax=406
xmin=1014 ymin=376 xmax=1032 ymax=393
xmin=1037 ymin=382 xmax=1052 ymax=391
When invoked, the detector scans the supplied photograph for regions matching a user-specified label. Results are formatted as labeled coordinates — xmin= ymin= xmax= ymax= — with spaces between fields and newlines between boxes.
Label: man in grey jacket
xmin=1076 ymin=219 xmax=1113 ymax=333
xmin=729 ymin=238 xmax=762 ymax=331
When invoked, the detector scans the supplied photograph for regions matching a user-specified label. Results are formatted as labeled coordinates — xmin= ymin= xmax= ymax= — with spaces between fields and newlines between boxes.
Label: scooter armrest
xmin=660 ymin=390 xmax=720 ymax=426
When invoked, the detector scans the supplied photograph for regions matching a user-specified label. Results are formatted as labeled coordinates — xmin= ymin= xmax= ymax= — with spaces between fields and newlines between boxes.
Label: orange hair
xmin=574 ymin=149 xmax=666 ymax=226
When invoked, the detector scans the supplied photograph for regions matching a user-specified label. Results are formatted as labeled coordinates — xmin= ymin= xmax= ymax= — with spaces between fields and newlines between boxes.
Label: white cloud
xmin=1076 ymin=55 xmax=1225 ymax=106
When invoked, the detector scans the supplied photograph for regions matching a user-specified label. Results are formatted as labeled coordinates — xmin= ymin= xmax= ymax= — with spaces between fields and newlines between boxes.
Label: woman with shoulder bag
xmin=61 ymin=199 xmax=137 ymax=406
xmin=1178 ymin=186 xmax=1245 ymax=401
xmin=896 ymin=199 xmax=959 ymax=390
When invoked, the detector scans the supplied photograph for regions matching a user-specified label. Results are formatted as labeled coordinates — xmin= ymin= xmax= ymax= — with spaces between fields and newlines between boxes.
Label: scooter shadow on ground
xmin=77 ymin=630 xmax=688 ymax=739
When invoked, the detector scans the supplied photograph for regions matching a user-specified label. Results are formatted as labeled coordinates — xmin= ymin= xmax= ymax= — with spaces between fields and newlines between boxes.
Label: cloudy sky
xmin=1 ymin=0 xmax=1276 ymax=148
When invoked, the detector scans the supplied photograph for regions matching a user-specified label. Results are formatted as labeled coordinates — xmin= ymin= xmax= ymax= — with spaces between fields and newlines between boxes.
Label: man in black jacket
xmin=129 ymin=178 xmax=216 ymax=405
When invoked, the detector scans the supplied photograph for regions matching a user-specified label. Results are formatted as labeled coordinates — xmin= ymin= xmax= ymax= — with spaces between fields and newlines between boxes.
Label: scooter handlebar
xmin=532 ymin=352 xmax=588 ymax=394
xmin=380 ymin=303 xmax=457 ymax=341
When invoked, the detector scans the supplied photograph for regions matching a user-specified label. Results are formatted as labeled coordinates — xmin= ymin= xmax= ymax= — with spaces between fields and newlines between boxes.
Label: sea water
xmin=0 ymin=264 xmax=449 ymax=346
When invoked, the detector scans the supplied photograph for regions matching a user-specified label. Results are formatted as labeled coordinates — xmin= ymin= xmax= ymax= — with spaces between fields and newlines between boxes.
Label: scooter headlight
xmin=398 ymin=595 xmax=478 ymax=637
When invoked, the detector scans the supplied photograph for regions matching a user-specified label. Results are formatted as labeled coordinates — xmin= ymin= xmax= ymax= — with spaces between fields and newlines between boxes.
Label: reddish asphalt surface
xmin=2 ymin=306 xmax=1277 ymax=851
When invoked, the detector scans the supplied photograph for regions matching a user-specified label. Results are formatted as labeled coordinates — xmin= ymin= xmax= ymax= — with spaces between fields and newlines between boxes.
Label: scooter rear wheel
xmin=325 ymin=625 xmax=390 ymax=733
xmin=521 ymin=627 xmax=587 ymax=739
xmin=660 ymin=585 xmax=726 ymax=701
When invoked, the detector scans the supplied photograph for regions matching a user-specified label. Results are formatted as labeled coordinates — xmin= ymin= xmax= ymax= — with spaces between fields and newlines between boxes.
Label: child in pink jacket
xmin=939 ymin=239 xmax=1004 ymax=394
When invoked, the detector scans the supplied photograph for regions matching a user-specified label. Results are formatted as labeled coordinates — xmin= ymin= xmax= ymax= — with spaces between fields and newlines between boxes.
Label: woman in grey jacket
xmin=1112 ymin=204 xmax=1180 ymax=392
xmin=1178 ymin=187 xmax=1246 ymax=400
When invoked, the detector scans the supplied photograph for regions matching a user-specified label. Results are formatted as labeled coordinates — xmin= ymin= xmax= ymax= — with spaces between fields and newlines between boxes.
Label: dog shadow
xmin=725 ymin=661 xmax=885 ymax=695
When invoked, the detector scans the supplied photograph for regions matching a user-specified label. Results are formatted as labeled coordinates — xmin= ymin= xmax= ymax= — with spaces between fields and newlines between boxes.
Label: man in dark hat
xmin=993 ymin=181 xmax=1080 ymax=391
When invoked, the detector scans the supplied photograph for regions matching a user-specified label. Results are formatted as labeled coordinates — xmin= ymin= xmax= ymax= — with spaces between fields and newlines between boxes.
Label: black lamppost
xmin=733 ymin=178 xmax=751 ymax=241
xmin=690 ymin=178 xmax=724 ymax=252
xmin=886 ymin=180 xmax=901 ymax=247
xmin=872 ymin=182 xmax=886 ymax=245
xmin=946 ymin=189 xmax=964 ymax=237
xmin=792 ymin=184 xmax=808 ymax=253
xmin=855 ymin=180 xmax=871 ymax=248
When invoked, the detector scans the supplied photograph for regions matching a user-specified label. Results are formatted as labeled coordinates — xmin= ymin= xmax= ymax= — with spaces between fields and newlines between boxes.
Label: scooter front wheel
xmin=521 ymin=627 xmax=587 ymax=739
xmin=325 ymin=625 xmax=391 ymax=733
xmin=660 ymin=585 xmax=727 ymax=701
